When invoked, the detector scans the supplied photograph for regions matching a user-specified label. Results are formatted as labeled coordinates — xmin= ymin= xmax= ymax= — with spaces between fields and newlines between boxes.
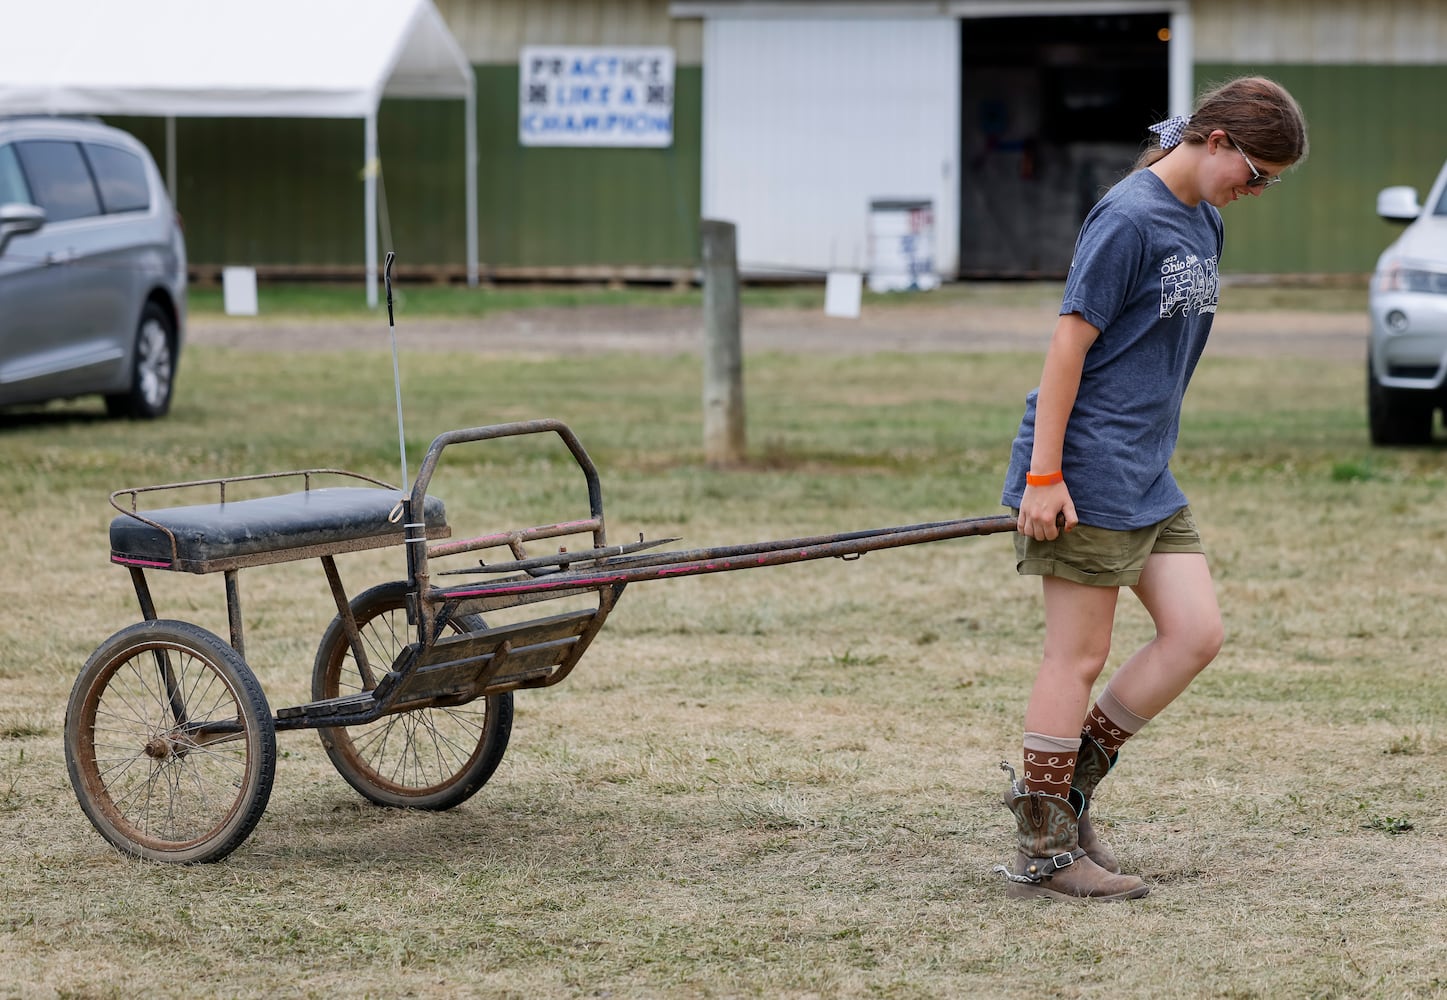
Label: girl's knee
xmin=1041 ymin=647 xmax=1112 ymax=688
xmin=1184 ymin=615 xmax=1224 ymax=671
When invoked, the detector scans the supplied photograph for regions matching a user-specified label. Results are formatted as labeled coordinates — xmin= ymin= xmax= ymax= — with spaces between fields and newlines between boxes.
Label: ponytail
xmin=1135 ymin=76 xmax=1308 ymax=171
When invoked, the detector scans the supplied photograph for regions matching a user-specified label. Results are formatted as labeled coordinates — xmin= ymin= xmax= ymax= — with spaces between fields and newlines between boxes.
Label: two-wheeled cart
xmin=66 ymin=419 xmax=1015 ymax=862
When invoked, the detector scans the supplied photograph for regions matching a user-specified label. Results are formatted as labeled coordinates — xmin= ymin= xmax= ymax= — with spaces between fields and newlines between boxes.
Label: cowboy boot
xmin=993 ymin=763 xmax=1148 ymax=901
xmin=1073 ymin=733 xmax=1121 ymax=874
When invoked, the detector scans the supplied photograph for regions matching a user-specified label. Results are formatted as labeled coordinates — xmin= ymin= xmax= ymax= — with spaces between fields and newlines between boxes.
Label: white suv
xmin=0 ymin=117 xmax=186 ymax=418
xmin=1369 ymin=157 xmax=1447 ymax=445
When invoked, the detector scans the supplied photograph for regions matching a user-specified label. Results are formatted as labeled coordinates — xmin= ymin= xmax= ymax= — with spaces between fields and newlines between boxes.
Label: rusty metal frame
xmin=103 ymin=418 xmax=1016 ymax=736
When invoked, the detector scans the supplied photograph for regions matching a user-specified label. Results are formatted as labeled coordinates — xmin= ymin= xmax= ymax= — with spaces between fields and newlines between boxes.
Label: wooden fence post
xmin=700 ymin=218 xmax=745 ymax=465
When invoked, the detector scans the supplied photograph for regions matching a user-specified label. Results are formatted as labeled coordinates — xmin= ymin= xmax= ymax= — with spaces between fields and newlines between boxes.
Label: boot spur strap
xmin=990 ymin=849 xmax=1086 ymax=884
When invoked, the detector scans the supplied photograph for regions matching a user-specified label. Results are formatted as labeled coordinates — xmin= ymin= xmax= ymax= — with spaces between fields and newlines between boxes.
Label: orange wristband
xmin=1026 ymin=470 xmax=1063 ymax=487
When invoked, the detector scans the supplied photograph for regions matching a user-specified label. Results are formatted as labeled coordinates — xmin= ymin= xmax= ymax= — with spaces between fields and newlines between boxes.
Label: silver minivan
xmin=0 ymin=117 xmax=186 ymax=418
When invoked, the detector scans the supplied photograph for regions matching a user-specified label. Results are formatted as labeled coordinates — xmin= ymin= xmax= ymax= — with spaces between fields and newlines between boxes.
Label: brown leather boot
xmin=1073 ymin=734 xmax=1121 ymax=874
xmin=994 ymin=763 xmax=1149 ymax=901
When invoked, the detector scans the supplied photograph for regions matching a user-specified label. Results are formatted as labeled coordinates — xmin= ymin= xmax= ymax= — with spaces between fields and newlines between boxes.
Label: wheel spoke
xmin=136 ymin=319 xmax=173 ymax=408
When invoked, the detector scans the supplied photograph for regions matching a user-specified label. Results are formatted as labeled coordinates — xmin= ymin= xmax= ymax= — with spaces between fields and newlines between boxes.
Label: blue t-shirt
xmin=1001 ymin=169 xmax=1224 ymax=530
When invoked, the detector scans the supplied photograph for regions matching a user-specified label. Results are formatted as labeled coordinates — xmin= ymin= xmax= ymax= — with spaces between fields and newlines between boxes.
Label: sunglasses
xmin=1230 ymin=141 xmax=1281 ymax=190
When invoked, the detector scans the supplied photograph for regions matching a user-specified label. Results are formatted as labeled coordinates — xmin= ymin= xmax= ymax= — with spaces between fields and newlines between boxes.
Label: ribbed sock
xmin=1022 ymin=731 xmax=1081 ymax=798
xmin=1082 ymin=685 xmax=1153 ymax=755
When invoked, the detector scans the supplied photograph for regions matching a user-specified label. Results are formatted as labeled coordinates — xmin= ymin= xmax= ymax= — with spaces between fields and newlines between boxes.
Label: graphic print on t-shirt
xmin=1159 ymin=252 xmax=1219 ymax=318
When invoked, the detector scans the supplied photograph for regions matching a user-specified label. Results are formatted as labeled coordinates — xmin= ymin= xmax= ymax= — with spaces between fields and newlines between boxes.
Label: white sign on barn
xmin=519 ymin=46 xmax=674 ymax=147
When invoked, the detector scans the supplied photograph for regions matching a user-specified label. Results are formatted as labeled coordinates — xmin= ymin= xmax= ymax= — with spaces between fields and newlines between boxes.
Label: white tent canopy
xmin=0 ymin=0 xmax=478 ymax=305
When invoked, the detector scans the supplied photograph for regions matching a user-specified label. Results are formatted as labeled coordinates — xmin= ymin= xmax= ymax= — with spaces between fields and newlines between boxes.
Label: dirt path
xmin=190 ymin=301 xmax=1367 ymax=362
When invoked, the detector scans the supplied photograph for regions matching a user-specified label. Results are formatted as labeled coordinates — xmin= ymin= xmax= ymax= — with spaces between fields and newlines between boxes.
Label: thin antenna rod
xmin=384 ymin=251 xmax=409 ymax=489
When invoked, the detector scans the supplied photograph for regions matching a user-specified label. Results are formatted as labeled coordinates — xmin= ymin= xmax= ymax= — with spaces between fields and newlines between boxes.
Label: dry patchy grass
xmin=0 ymin=342 xmax=1443 ymax=999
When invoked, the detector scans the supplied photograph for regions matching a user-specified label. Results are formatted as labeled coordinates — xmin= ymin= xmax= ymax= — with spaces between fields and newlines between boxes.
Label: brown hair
xmin=1137 ymin=76 xmax=1308 ymax=170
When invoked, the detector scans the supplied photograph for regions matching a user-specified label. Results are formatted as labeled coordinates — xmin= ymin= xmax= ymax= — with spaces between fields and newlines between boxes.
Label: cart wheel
xmin=65 ymin=620 xmax=276 ymax=864
xmin=312 ymin=581 xmax=513 ymax=810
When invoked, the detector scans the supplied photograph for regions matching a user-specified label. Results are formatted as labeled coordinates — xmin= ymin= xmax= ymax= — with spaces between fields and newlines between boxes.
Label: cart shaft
xmin=437 ymin=513 xmax=1017 ymax=601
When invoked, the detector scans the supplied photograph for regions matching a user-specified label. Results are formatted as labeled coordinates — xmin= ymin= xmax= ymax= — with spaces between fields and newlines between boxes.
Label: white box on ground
xmin=824 ymin=270 xmax=862 ymax=319
xmin=222 ymin=266 xmax=258 ymax=316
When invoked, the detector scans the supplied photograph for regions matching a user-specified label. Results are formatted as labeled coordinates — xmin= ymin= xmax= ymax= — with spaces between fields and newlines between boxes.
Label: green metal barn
xmin=99 ymin=0 xmax=1447 ymax=283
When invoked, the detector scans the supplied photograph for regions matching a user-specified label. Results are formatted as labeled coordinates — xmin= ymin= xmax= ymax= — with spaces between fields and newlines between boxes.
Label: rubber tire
xmin=105 ymin=301 xmax=176 ymax=419
xmin=312 ymin=581 xmax=513 ymax=810
xmin=1367 ymin=358 xmax=1434 ymax=446
xmin=65 ymin=619 xmax=276 ymax=864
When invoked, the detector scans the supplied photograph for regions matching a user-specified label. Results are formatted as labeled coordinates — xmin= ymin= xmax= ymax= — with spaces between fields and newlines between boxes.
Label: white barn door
xmin=701 ymin=16 xmax=959 ymax=278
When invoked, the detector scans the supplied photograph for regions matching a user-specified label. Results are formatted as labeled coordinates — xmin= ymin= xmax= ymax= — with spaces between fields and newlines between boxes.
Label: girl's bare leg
xmin=1003 ymin=576 xmax=1150 ymax=900
xmin=1023 ymin=576 xmax=1121 ymax=738
xmin=1108 ymin=551 xmax=1224 ymax=718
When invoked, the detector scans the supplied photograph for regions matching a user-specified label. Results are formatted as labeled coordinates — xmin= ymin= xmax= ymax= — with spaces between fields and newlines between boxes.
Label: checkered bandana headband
xmin=1148 ymin=115 xmax=1191 ymax=149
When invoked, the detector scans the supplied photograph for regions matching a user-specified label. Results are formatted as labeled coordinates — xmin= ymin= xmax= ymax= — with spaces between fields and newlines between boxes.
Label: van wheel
xmin=106 ymin=302 xmax=176 ymax=419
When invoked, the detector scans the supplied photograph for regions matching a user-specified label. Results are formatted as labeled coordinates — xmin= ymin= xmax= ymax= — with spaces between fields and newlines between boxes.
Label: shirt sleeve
xmin=1060 ymin=207 xmax=1146 ymax=334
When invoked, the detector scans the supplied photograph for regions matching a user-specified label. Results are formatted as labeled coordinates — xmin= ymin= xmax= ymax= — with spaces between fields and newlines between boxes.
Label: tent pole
xmin=1169 ymin=8 xmax=1194 ymax=118
xmin=165 ymin=117 xmax=177 ymax=208
xmin=465 ymin=84 xmax=478 ymax=288
xmin=365 ymin=112 xmax=379 ymax=308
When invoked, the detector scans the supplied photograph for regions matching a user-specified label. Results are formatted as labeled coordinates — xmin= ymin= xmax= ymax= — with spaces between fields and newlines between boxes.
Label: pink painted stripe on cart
xmin=111 ymin=555 xmax=173 ymax=569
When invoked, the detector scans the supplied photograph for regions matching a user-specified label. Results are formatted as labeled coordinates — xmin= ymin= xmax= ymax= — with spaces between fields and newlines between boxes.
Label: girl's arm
xmin=1019 ymin=311 xmax=1100 ymax=540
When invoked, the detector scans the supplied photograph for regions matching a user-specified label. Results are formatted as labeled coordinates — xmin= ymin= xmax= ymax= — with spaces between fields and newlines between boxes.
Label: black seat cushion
xmin=110 ymin=488 xmax=447 ymax=568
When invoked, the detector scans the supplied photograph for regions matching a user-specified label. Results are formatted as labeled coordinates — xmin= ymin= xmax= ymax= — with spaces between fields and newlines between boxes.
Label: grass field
xmin=0 ymin=298 xmax=1442 ymax=999
xmin=182 ymin=277 xmax=1369 ymax=322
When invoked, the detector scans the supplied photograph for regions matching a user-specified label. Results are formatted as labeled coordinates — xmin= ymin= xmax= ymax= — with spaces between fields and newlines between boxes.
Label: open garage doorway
xmin=959 ymin=12 xmax=1171 ymax=277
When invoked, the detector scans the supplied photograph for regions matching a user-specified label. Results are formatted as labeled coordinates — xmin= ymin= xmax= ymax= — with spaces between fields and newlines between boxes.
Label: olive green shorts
xmin=1012 ymin=505 xmax=1204 ymax=587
